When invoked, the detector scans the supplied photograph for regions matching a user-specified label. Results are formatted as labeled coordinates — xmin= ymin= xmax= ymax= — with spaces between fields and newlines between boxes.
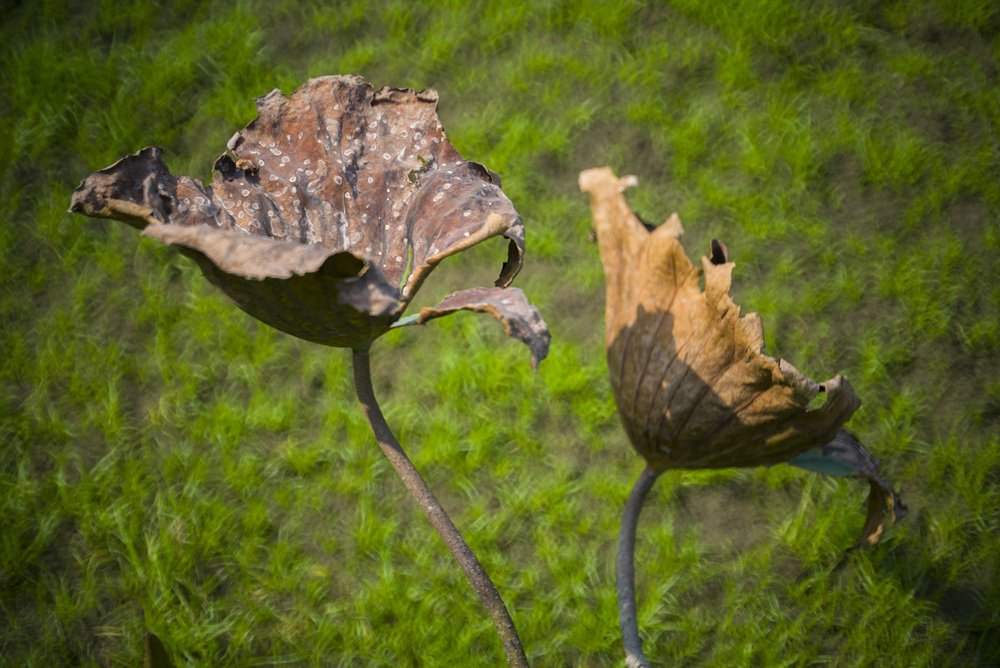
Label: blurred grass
xmin=2 ymin=0 xmax=999 ymax=665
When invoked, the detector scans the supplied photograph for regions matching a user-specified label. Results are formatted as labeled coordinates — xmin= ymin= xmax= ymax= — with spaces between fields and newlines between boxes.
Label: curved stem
xmin=617 ymin=467 xmax=662 ymax=668
xmin=351 ymin=346 xmax=528 ymax=667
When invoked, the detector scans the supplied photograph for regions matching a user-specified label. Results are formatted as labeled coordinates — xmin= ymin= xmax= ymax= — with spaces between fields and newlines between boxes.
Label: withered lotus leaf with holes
xmin=580 ymin=167 xmax=904 ymax=546
xmin=70 ymin=75 xmax=550 ymax=367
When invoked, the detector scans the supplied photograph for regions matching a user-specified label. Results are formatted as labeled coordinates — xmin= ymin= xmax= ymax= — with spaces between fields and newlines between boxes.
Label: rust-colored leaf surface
xmin=70 ymin=75 xmax=540 ymax=353
xmin=418 ymin=287 xmax=551 ymax=370
xmin=580 ymin=166 xmax=904 ymax=544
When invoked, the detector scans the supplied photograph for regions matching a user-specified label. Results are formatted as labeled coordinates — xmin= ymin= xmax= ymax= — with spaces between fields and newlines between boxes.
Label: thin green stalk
xmin=351 ymin=346 xmax=529 ymax=667
xmin=617 ymin=467 xmax=662 ymax=668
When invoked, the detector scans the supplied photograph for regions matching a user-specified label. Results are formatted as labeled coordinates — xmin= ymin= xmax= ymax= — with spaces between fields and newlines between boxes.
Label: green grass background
xmin=2 ymin=0 xmax=998 ymax=665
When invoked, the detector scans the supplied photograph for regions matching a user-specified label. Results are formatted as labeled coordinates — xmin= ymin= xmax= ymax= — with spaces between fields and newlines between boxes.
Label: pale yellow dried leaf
xmin=580 ymin=166 xmax=860 ymax=470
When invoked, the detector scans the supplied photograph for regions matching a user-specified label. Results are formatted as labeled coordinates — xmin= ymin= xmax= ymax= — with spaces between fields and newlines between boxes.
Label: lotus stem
xmin=351 ymin=346 xmax=529 ymax=667
xmin=617 ymin=466 xmax=662 ymax=668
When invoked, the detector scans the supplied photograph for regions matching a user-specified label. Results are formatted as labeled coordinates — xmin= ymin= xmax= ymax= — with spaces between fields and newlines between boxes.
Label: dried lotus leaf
xmin=71 ymin=76 xmax=537 ymax=352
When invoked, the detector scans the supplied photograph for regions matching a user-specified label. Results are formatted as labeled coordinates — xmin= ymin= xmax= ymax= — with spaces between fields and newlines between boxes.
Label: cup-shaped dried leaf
xmin=580 ymin=167 xmax=854 ymax=469
xmin=70 ymin=75 xmax=547 ymax=357
xmin=580 ymin=166 xmax=903 ymax=544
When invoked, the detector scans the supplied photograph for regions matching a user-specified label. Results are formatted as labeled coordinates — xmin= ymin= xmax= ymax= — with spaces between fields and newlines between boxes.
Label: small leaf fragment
xmin=790 ymin=430 xmax=907 ymax=547
xmin=418 ymin=287 xmax=551 ymax=369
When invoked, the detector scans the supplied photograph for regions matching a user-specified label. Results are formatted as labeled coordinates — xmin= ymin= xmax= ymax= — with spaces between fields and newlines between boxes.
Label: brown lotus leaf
xmin=70 ymin=75 xmax=547 ymax=359
xmin=580 ymin=166 xmax=904 ymax=545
